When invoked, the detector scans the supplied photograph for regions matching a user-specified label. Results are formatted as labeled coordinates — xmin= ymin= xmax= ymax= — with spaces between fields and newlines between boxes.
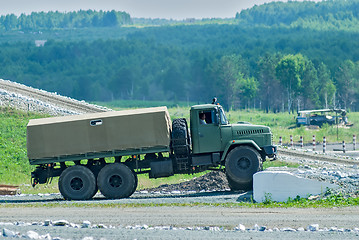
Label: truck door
xmin=197 ymin=109 xmax=221 ymax=153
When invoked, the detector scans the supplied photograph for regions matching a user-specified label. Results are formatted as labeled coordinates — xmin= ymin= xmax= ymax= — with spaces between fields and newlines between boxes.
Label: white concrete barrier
xmin=253 ymin=171 xmax=339 ymax=203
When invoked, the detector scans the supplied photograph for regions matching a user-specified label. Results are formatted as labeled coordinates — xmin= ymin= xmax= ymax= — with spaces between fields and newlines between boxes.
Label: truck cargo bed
xmin=27 ymin=107 xmax=171 ymax=164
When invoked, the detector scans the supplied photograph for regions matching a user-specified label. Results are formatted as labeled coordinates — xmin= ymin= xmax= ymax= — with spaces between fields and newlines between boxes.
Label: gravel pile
xmin=0 ymin=88 xmax=78 ymax=116
xmin=143 ymin=171 xmax=231 ymax=193
xmin=277 ymin=154 xmax=359 ymax=198
xmin=0 ymin=79 xmax=110 ymax=116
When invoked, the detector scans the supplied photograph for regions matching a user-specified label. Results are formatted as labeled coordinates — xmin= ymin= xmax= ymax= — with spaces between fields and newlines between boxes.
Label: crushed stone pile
xmin=144 ymin=171 xmax=231 ymax=193
xmin=0 ymin=79 xmax=110 ymax=115
xmin=0 ymin=88 xmax=78 ymax=116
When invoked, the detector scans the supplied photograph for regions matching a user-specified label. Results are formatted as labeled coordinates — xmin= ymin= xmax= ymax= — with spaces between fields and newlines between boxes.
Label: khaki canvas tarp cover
xmin=27 ymin=107 xmax=172 ymax=160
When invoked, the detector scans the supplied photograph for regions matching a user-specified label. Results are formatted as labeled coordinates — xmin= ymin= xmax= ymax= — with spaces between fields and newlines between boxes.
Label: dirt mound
xmin=145 ymin=171 xmax=231 ymax=192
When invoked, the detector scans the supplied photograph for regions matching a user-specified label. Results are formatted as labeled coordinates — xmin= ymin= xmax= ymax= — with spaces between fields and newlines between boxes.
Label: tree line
xmin=236 ymin=0 xmax=359 ymax=32
xmin=0 ymin=10 xmax=131 ymax=31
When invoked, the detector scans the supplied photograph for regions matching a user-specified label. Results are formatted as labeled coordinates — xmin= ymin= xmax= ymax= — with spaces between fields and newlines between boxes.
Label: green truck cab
xmin=28 ymin=101 xmax=276 ymax=200
xmin=188 ymin=103 xmax=276 ymax=190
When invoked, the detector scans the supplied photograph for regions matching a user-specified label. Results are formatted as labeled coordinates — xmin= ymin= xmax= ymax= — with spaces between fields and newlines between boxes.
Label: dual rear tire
xmin=58 ymin=163 xmax=137 ymax=200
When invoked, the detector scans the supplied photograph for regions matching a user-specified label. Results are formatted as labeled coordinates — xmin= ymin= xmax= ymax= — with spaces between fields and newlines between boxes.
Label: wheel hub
xmin=70 ymin=177 xmax=84 ymax=191
xmin=237 ymin=157 xmax=250 ymax=170
xmin=109 ymin=175 xmax=122 ymax=188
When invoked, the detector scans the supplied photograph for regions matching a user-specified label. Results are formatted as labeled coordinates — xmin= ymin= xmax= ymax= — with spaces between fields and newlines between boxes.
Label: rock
xmin=82 ymin=237 xmax=94 ymax=240
xmin=44 ymin=220 xmax=51 ymax=226
xmin=41 ymin=233 xmax=52 ymax=239
xmin=3 ymin=228 xmax=16 ymax=237
xmin=253 ymin=171 xmax=339 ymax=202
xmin=27 ymin=230 xmax=40 ymax=239
xmin=82 ymin=221 xmax=91 ymax=228
xmin=235 ymin=224 xmax=246 ymax=231
xmin=307 ymin=224 xmax=320 ymax=231
xmin=53 ymin=220 xmax=69 ymax=226
xmin=96 ymin=224 xmax=107 ymax=229
xmin=259 ymin=226 xmax=267 ymax=231
xmin=281 ymin=227 xmax=296 ymax=232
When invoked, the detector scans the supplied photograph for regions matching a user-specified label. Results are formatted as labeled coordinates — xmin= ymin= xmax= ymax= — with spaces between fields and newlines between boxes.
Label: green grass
xmin=263 ymin=160 xmax=300 ymax=169
xmin=0 ymin=107 xmax=46 ymax=185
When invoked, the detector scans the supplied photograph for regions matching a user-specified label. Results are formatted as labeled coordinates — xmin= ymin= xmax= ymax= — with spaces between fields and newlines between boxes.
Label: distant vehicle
xmin=296 ymin=109 xmax=347 ymax=127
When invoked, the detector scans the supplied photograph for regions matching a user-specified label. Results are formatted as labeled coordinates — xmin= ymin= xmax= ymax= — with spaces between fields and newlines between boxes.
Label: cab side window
xmin=198 ymin=111 xmax=213 ymax=125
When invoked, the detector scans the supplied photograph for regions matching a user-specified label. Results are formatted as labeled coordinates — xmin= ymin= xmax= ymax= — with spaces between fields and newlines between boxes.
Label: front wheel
xmin=97 ymin=163 xmax=136 ymax=199
xmin=225 ymin=146 xmax=262 ymax=191
xmin=58 ymin=165 xmax=97 ymax=200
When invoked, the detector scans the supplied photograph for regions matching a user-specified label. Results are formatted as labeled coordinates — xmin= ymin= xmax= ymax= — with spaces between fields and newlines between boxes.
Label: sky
xmin=0 ymin=0 xmax=321 ymax=19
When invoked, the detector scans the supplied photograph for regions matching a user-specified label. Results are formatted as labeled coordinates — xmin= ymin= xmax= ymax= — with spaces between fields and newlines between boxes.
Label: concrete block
xmin=253 ymin=171 xmax=339 ymax=203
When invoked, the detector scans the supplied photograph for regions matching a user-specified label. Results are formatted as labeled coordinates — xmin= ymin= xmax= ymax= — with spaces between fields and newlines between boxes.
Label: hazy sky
xmin=0 ymin=0 xmax=321 ymax=19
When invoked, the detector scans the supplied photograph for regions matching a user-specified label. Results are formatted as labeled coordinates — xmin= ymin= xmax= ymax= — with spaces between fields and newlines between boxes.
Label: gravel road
xmin=1 ymin=201 xmax=359 ymax=239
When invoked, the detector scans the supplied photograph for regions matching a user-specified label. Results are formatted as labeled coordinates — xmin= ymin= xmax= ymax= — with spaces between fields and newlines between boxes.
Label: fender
xmin=220 ymin=140 xmax=261 ymax=162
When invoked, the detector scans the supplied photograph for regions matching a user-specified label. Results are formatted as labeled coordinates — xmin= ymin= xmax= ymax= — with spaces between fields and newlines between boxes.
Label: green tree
xmin=256 ymin=53 xmax=281 ymax=112
xmin=300 ymin=59 xmax=319 ymax=110
xmin=240 ymin=76 xmax=258 ymax=109
xmin=317 ymin=62 xmax=336 ymax=108
xmin=275 ymin=54 xmax=306 ymax=113
xmin=213 ymin=55 xmax=244 ymax=110
xmin=335 ymin=60 xmax=357 ymax=110
xmin=4 ymin=14 xmax=17 ymax=31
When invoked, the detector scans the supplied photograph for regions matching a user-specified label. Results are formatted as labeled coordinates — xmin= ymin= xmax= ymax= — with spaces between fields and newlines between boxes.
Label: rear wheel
xmin=97 ymin=163 xmax=136 ymax=199
xmin=225 ymin=146 xmax=262 ymax=191
xmin=58 ymin=165 xmax=97 ymax=200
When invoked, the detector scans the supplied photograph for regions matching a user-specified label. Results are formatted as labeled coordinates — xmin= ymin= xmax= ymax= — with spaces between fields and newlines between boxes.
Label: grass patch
xmin=0 ymin=107 xmax=46 ymax=185
xmin=263 ymin=160 xmax=300 ymax=169
xmin=2 ymin=193 xmax=359 ymax=208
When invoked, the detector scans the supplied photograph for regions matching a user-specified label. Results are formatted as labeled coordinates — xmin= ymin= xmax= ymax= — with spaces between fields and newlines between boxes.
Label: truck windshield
xmin=219 ymin=108 xmax=228 ymax=125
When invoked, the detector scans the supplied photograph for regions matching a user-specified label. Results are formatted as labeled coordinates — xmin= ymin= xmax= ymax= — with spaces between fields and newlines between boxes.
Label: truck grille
xmin=236 ymin=129 xmax=264 ymax=136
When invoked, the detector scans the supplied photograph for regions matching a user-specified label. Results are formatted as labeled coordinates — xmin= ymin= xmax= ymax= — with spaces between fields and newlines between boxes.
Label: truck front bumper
xmin=262 ymin=145 xmax=277 ymax=160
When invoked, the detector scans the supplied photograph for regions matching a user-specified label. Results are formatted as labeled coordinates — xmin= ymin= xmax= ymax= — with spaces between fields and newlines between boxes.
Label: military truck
xmin=28 ymin=101 xmax=276 ymax=200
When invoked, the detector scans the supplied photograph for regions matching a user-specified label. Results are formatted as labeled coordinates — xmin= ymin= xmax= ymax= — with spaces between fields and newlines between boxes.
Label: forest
xmin=0 ymin=10 xmax=132 ymax=30
xmin=0 ymin=0 xmax=358 ymax=112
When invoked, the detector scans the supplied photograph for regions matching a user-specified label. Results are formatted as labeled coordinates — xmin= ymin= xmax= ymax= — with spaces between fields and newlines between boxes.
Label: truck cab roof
xmin=191 ymin=104 xmax=221 ymax=110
